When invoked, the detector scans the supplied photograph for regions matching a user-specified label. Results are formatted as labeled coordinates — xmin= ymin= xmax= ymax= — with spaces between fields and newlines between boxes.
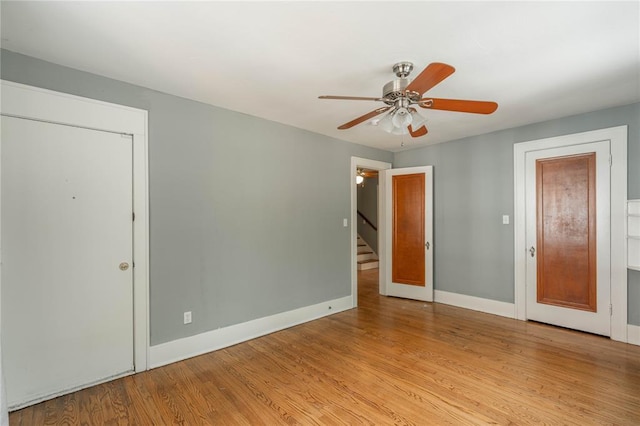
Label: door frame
xmin=514 ymin=125 xmax=627 ymax=342
xmin=0 ymin=80 xmax=150 ymax=370
xmin=350 ymin=156 xmax=392 ymax=307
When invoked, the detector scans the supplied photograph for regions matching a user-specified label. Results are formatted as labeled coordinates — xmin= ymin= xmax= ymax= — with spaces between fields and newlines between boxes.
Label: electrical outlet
xmin=184 ymin=311 xmax=192 ymax=324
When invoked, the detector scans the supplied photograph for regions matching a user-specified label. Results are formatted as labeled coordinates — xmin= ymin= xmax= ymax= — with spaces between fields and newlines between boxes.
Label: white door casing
xmin=382 ymin=166 xmax=434 ymax=301
xmin=525 ymin=141 xmax=611 ymax=336
xmin=514 ymin=126 xmax=627 ymax=342
xmin=0 ymin=80 xmax=149 ymax=406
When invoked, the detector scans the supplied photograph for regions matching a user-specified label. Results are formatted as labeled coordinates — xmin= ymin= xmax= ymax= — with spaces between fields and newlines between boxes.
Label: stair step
xmin=356 ymin=235 xmax=377 ymax=268
xmin=357 ymin=253 xmax=377 ymax=261
xmin=357 ymin=259 xmax=379 ymax=270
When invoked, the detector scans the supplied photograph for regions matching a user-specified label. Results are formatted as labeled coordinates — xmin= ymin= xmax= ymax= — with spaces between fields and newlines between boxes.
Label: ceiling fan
xmin=355 ymin=168 xmax=378 ymax=185
xmin=319 ymin=62 xmax=498 ymax=138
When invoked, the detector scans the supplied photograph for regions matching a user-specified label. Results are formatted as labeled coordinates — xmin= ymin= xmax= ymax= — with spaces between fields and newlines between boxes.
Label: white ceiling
xmin=1 ymin=1 xmax=639 ymax=152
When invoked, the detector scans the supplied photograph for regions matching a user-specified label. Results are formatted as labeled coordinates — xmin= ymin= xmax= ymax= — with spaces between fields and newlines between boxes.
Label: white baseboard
xmin=434 ymin=290 xmax=516 ymax=319
xmin=149 ymin=296 xmax=353 ymax=369
xmin=628 ymin=324 xmax=640 ymax=346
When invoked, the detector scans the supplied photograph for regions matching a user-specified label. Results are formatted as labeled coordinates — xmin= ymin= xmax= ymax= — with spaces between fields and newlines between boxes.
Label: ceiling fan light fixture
xmin=410 ymin=108 xmax=428 ymax=128
xmin=391 ymin=125 xmax=410 ymax=136
xmin=379 ymin=107 xmax=414 ymax=135
xmin=378 ymin=110 xmax=395 ymax=133
xmin=391 ymin=107 xmax=412 ymax=128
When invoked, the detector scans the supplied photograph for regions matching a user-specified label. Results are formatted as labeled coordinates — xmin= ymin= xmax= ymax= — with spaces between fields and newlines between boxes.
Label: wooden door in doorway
xmin=383 ymin=166 xmax=433 ymax=301
xmin=392 ymin=173 xmax=425 ymax=286
xmin=535 ymin=153 xmax=597 ymax=312
xmin=525 ymin=141 xmax=610 ymax=336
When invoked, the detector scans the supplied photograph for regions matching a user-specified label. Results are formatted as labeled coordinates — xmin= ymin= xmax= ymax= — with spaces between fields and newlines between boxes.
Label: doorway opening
xmin=356 ymin=168 xmax=380 ymax=305
xmin=350 ymin=157 xmax=391 ymax=307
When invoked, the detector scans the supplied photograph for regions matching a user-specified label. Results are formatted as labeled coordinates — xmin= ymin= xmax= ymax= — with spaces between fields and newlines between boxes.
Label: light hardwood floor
xmin=10 ymin=269 xmax=640 ymax=424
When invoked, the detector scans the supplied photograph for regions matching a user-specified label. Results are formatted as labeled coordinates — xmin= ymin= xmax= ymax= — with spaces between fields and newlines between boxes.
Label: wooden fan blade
xmin=420 ymin=98 xmax=498 ymax=114
xmin=405 ymin=62 xmax=455 ymax=96
xmin=338 ymin=107 xmax=390 ymax=130
xmin=408 ymin=125 xmax=428 ymax=138
xmin=319 ymin=95 xmax=383 ymax=101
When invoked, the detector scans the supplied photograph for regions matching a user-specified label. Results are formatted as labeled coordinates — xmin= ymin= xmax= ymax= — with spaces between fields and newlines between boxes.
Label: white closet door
xmin=2 ymin=116 xmax=134 ymax=408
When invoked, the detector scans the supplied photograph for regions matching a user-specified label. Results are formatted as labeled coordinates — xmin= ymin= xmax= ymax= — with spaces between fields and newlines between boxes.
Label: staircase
xmin=357 ymin=235 xmax=379 ymax=270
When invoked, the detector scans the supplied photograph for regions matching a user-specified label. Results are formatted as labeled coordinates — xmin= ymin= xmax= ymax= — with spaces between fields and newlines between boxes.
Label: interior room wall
xmin=3 ymin=48 xmax=637 ymax=334
xmin=393 ymin=102 xmax=640 ymax=325
xmin=0 ymin=49 xmax=393 ymax=346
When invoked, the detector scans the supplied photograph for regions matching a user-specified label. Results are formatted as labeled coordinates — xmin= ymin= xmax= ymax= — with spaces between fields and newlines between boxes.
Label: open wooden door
xmin=382 ymin=166 xmax=433 ymax=301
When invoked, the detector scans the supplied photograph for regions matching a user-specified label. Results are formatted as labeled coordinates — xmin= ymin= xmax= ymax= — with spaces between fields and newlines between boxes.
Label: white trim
xmin=350 ymin=157 xmax=392 ymax=307
xmin=0 ymin=80 xmax=146 ymax=134
xmin=149 ymin=296 xmax=353 ymax=369
xmin=514 ymin=125 xmax=628 ymax=342
xmin=434 ymin=290 xmax=516 ymax=319
xmin=0 ymin=83 xmax=5 ymax=426
xmin=628 ymin=324 xmax=640 ymax=346
xmin=0 ymin=80 xmax=150 ymax=371
xmin=132 ymin=113 xmax=150 ymax=372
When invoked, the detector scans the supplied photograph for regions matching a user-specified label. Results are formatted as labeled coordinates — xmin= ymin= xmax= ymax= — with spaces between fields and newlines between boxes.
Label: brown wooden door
xmin=525 ymin=141 xmax=610 ymax=336
xmin=392 ymin=173 xmax=425 ymax=286
xmin=383 ymin=166 xmax=433 ymax=301
xmin=536 ymin=153 xmax=597 ymax=312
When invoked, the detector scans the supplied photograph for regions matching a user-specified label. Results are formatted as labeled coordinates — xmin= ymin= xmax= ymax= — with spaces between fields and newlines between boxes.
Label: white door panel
xmin=2 ymin=116 xmax=134 ymax=407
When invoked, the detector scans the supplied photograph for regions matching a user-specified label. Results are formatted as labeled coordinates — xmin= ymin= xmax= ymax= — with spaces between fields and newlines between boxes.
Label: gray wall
xmin=1 ymin=49 xmax=393 ymax=345
xmin=394 ymin=103 xmax=640 ymax=325
xmin=356 ymin=176 xmax=378 ymax=253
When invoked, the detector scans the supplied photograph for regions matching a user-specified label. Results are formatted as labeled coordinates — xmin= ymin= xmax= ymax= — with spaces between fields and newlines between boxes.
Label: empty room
xmin=1 ymin=1 xmax=639 ymax=424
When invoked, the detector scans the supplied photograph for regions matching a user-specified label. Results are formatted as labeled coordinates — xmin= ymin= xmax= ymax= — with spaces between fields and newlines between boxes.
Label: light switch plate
xmin=343 ymin=218 xmax=348 ymax=227
xmin=502 ymin=215 xmax=510 ymax=225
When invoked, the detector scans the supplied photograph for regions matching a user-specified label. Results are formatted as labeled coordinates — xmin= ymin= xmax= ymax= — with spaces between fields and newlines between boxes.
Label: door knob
xmin=529 ymin=246 xmax=536 ymax=257
xmin=119 ymin=262 xmax=130 ymax=271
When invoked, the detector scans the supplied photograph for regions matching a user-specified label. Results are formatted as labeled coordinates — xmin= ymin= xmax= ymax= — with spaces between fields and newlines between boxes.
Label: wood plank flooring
xmin=10 ymin=269 xmax=640 ymax=424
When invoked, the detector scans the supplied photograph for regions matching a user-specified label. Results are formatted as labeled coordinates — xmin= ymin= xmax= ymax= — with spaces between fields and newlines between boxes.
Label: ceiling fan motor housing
xmin=393 ymin=61 xmax=413 ymax=78
xmin=383 ymin=62 xmax=421 ymax=106
xmin=382 ymin=78 xmax=421 ymax=106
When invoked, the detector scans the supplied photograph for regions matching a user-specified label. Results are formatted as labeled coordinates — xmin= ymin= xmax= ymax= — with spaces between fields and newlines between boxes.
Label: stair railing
xmin=357 ymin=210 xmax=377 ymax=232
